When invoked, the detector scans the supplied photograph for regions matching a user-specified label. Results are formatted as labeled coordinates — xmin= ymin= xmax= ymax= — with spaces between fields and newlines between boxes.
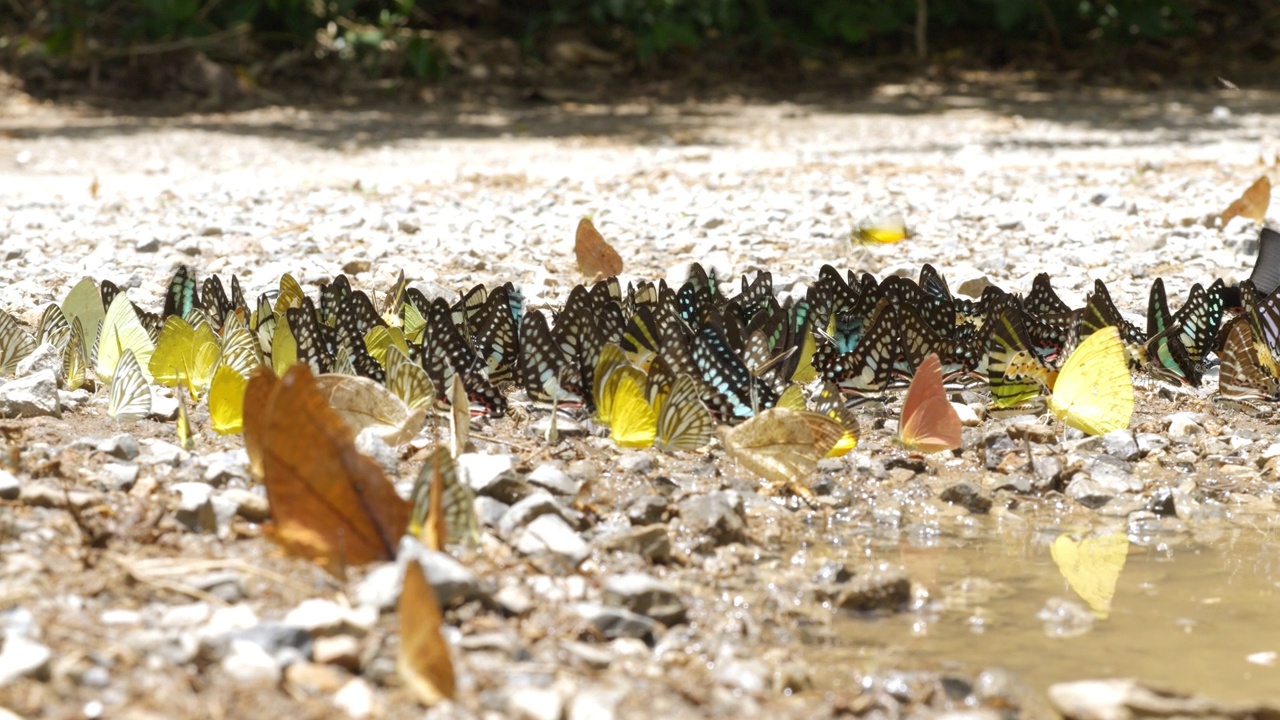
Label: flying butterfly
xmin=1048 ymin=326 xmax=1134 ymax=436
xmin=850 ymin=213 xmax=908 ymax=245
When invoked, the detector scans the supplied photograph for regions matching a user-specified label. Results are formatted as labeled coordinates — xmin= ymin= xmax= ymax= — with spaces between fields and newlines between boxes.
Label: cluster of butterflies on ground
xmin=3 ymin=227 xmax=1280 ymax=456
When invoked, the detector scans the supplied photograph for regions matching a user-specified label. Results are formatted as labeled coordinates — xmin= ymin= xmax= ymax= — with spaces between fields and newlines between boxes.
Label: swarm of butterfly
xmin=2 ymin=228 xmax=1279 ymax=456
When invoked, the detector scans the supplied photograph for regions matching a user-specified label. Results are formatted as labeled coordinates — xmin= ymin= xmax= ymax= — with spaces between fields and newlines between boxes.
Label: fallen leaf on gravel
xmin=246 ymin=364 xmax=411 ymax=578
xmin=1221 ymin=175 xmax=1271 ymax=225
xmin=574 ymin=217 xmax=623 ymax=278
xmin=398 ymin=559 xmax=456 ymax=705
xmin=313 ymin=373 xmax=426 ymax=446
xmin=720 ymin=407 xmax=843 ymax=498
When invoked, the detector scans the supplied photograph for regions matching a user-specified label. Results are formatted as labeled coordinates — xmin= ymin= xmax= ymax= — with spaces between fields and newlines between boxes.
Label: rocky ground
xmin=2 ymin=77 xmax=1280 ymax=719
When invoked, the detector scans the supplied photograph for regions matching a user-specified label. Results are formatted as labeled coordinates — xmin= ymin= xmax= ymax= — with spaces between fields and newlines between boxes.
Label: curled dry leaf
xmin=719 ymin=407 xmax=843 ymax=498
xmin=243 ymin=364 xmax=411 ymax=578
xmin=1222 ymin=175 xmax=1271 ymax=225
xmin=574 ymin=217 xmax=623 ymax=279
xmin=313 ymin=373 xmax=426 ymax=446
xmin=398 ymin=559 xmax=457 ymax=706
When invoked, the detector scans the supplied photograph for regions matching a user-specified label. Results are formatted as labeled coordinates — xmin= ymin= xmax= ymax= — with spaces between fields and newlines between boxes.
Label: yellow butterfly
xmin=176 ymin=392 xmax=195 ymax=450
xmin=270 ymin=312 xmax=298 ymax=377
xmin=61 ymin=277 xmax=106 ymax=356
xmin=592 ymin=343 xmax=633 ymax=428
xmin=1048 ymin=326 xmax=1133 ymax=436
xmin=208 ymin=364 xmax=248 ymax=434
xmin=64 ymin=317 xmax=88 ymax=391
xmin=0 ymin=310 xmax=36 ymax=376
xmin=150 ymin=316 xmax=220 ymax=399
xmin=402 ymin=302 xmax=426 ymax=344
xmin=365 ymin=325 xmax=410 ymax=367
xmin=608 ymin=368 xmax=657 ymax=449
xmin=1050 ymin=531 xmax=1129 ymax=619
xmin=851 ymin=214 xmax=908 ymax=245
xmin=107 ymin=349 xmax=151 ymax=422
xmin=274 ymin=273 xmax=305 ymax=315
xmin=95 ymin=294 xmax=156 ymax=386
xmin=385 ymin=344 xmax=434 ymax=412
xmin=812 ymin=381 xmax=858 ymax=458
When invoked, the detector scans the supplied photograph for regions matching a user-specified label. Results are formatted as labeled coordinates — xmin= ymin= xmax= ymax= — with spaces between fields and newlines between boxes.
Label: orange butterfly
xmin=574 ymin=217 xmax=623 ymax=279
xmin=896 ymin=353 xmax=962 ymax=453
xmin=243 ymin=364 xmax=411 ymax=578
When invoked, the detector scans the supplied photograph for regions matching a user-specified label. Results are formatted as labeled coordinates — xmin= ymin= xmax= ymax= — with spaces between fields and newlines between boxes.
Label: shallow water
xmin=814 ymin=508 xmax=1280 ymax=705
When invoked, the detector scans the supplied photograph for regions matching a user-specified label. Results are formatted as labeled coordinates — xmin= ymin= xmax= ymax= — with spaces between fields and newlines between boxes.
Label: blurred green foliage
xmin=0 ymin=0 xmax=1273 ymax=84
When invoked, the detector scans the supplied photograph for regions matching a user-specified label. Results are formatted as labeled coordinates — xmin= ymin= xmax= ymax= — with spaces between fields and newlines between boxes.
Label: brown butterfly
xmin=574 ymin=217 xmax=623 ymax=279
xmin=398 ymin=559 xmax=456 ymax=705
xmin=1222 ymin=175 xmax=1271 ymax=225
xmin=243 ymin=364 xmax=411 ymax=578
xmin=720 ymin=407 xmax=843 ymax=499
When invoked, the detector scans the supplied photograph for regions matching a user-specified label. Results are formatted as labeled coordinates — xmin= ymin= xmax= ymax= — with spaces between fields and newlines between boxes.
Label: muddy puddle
xmin=806 ymin=507 xmax=1280 ymax=706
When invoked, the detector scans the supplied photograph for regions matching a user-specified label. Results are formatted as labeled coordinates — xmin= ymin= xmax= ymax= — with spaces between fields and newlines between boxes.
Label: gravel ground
xmin=1 ymin=81 xmax=1280 ymax=719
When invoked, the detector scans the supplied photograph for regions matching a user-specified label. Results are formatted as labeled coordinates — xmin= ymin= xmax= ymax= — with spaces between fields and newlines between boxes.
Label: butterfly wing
xmin=96 ymin=294 xmax=156 ymax=385
xmin=655 ymin=374 xmax=712 ymax=451
xmin=107 ymin=349 xmax=151 ymax=422
xmin=0 ymin=310 xmax=36 ymax=376
xmin=897 ymin=353 xmax=962 ymax=453
xmin=1048 ymin=326 xmax=1133 ymax=436
xmin=609 ymin=368 xmax=657 ymax=449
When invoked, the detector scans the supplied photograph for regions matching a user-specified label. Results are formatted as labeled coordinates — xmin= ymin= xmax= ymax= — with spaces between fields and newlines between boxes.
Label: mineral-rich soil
xmin=2 ymin=78 xmax=1280 ymax=719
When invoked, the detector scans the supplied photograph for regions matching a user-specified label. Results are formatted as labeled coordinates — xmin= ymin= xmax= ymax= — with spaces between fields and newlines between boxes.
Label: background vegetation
xmin=0 ymin=0 xmax=1277 ymax=93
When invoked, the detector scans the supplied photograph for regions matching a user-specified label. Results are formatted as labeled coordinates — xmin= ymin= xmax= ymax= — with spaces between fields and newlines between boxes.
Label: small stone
xmin=570 ymin=603 xmax=658 ymax=644
xmin=527 ymin=464 xmax=581 ymax=496
xmin=99 ymin=462 xmax=139 ymax=491
xmin=19 ymin=482 xmax=98 ymax=510
xmin=953 ymin=402 xmax=980 ymax=426
xmin=98 ymin=434 xmax=140 ymax=460
xmin=149 ymin=392 xmax=178 ymax=421
xmin=617 ymin=452 xmax=655 ymax=474
xmin=203 ymin=452 xmax=251 ymax=486
xmin=57 ymin=389 xmax=89 ymax=410
xmin=1038 ymin=597 xmax=1094 ymax=638
xmin=835 ymin=562 xmax=911 ymax=613
xmin=0 ymin=470 xmax=19 ymax=501
xmin=474 ymin=495 xmax=510 ymax=527
xmin=285 ymin=662 xmax=349 ymax=695
xmin=1101 ymin=430 xmax=1139 ymax=461
xmin=677 ymin=492 xmax=747 ymax=546
xmin=172 ymin=482 xmax=217 ymax=532
xmin=597 ymin=524 xmax=672 ymax=563
xmin=458 ymin=453 xmax=530 ymax=503
xmin=566 ymin=460 xmax=599 ymax=484
xmin=1064 ymin=475 xmax=1116 ymax=508
xmin=313 ymin=635 xmax=361 ymax=671
xmin=938 ymin=483 xmax=992 ymax=514
xmin=210 ymin=494 xmax=239 ymax=539
xmin=417 ymin=551 xmax=482 ymax=608
xmin=0 ymin=636 xmax=52 ymax=685
xmin=1166 ymin=412 xmax=1205 ymax=440
xmin=0 ymin=369 xmax=60 ymax=418
xmin=627 ymin=496 xmax=668 ymax=525
xmin=160 ymin=602 xmax=213 ymax=628
xmin=333 ymin=677 xmax=376 ymax=719
xmin=144 ymin=440 xmax=185 ymax=466
xmin=507 ymin=686 xmax=563 ymax=720
xmin=1008 ymin=423 xmax=1056 ymax=444
xmin=221 ymin=639 xmax=281 ymax=683
xmin=285 ymin=599 xmax=377 ymax=637
xmin=499 ymin=491 xmax=570 ymax=537
xmin=353 ymin=432 xmax=396 ymax=476
xmin=602 ymin=573 xmax=687 ymax=626
xmin=15 ymin=343 xmax=61 ymax=379
xmin=516 ymin=514 xmax=589 ymax=568
xmin=568 ymin=686 xmax=624 ymax=720
xmin=341 ymin=259 xmax=371 ymax=275
xmin=562 ymin=641 xmax=613 ymax=670
xmin=494 ymin=583 xmax=534 ymax=616
xmin=220 ymin=488 xmax=270 ymax=523
xmin=135 ymin=237 xmax=161 ymax=253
